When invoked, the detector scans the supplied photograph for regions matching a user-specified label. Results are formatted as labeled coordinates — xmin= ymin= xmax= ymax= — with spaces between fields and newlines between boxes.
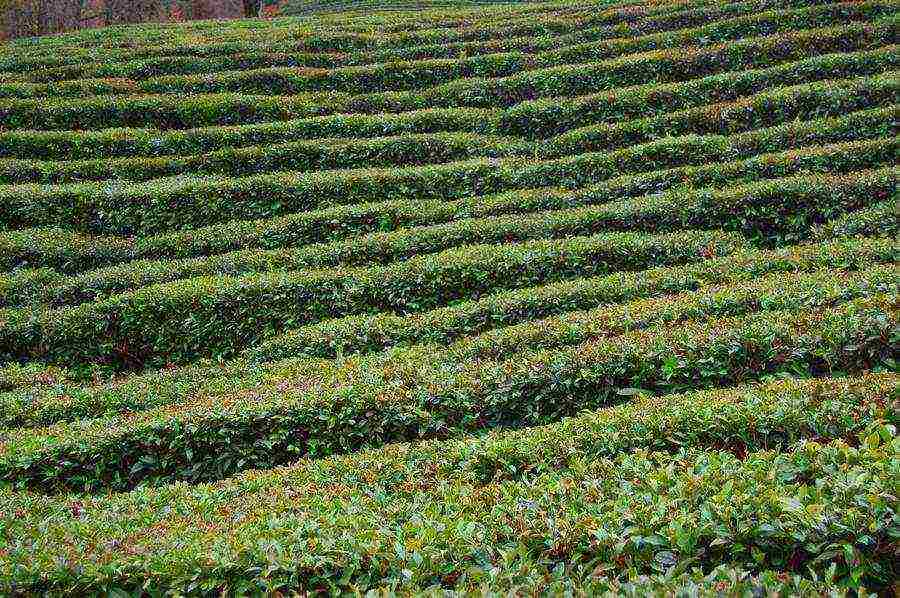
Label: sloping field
xmin=0 ymin=0 xmax=898 ymax=594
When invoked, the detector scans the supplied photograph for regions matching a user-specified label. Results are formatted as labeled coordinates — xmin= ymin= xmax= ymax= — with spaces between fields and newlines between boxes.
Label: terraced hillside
xmin=0 ymin=0 xmax=898 ymax=594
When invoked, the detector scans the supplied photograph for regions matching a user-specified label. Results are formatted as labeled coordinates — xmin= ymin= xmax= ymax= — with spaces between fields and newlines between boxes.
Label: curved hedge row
xmin=0 ymin=0 xmax=816 ymax=75
xmin=446 ymin=267 xmax=897 ymax=361
xmin=349 ymin=0 xmax=775 ymax=64
xmin=4 ymin=238 xmax=891 ymax=427
xmin=5 ymin=106 xmax=895 ymax=237
xmin=10 ymin=1 xmax=879 ymax=100
xmin=5 ymin=2 xmax=879 ymax=101
xmin=3 ymin=53 xmax=525 ymax=98
xmin=0 ymin=156 xmax=530 ymax=235
xmin=0 ymin=0 xmax=897 ymax=592
xmin=0 ymin=78 xmax=140 ymax=100
xmin=138 ymin=52 xmax=530 ymax=96
xmin=0 ymin=105 xmax=500 ymax=159
xmin=0 ymin=4 xmax=630 ymax=82
xmin=498 ymin=45 xmax=899 ymax=137
xmin=813 ymin=201 xmax=898 ymax=240
xmin=532 ymin=1 xmax=894 ymax=68
xmin=35 ymin=0 xmax=878 ymax=74
xmin=9 ymin=167 xmax=894 ymax=308
xmin=2 ymin=72 xmax=894 ymax=185
xmin=0 ymin=229 xmax=745 ymax=367
xmin=3 ymin=47 xmax=892 ymax=160
xmin=0 ymin=297 xmax=894 ymax=492
xmin=2 ymin=373 xmax=895 ymax=591
xmin=1 ymin=128 xmax=892 ymax=275
xmin=0 ymin=132 xmax=535 ymax=185
xmin=380 ymin=20 xmax=896 ymax=111
xmin=0 ymin=362 xmax=72 ymax=393
xmin=0 ymin=356 xmax=333 ymax=429
xmin=567 ymin=167 xmax=898 ymax=246
xmin=251 ymin=239 xmax=898 ymax=361
xmin=1 ymin=0 xmax=833 ymax=65
xmin=542 ymin=74 xmax=898 ymax=156
xmin=0 ymin=91 xmax=348 ymax=132
xmin=3 ymin=51 xmax=344 ymax=84
xmin=0 ymin=20 xmax=891 ymax=131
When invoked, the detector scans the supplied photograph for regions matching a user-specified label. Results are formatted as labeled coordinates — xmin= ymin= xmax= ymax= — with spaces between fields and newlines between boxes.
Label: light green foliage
xmin=0 ymin=0 xmax=897 ymax=593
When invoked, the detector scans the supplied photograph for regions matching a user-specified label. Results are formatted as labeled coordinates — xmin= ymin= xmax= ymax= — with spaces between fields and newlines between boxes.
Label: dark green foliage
xmin=0 ymin=0 xmax=897 ymax=593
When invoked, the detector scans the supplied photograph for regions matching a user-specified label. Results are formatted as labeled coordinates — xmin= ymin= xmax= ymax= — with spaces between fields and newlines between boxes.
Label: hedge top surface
xmin=1 ymin=0 xmax=898 ymax=593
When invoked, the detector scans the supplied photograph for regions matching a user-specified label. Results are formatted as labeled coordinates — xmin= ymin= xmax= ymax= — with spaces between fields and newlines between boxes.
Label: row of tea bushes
xmin=7 ymin=167 xmax=894 ymax=307
xmin=4 ymin=238 xmax=891 ymax=426
xmin=542 ymin=74 xmax=898 ymax=156
xmin=2 ymin=374 xmax=894 ymax=592
xmin=813 ymin=201 xmax=898 ymax=240
xmin=4 ymin=108 xmax=894 ymax=236
xmin=0 ymin=129 xmax=892 ymax=274
xmin=0 ymin=300 xmax=894 ymax=492
xmin=0 ymin=0 xmax=827 ymax=76
xmin=0 ymin=20 xmax=892 ymax=131
xmin=3 ymin=47 xmax=892 ymax=160
xmin=0 ymin=132 xmax=535 ymax=185
xmin=11 ymin=1 xmax=879 ymax=99
xmin=254 ymin=261 xmax=897 ymax=360
xmin=1 ymin=72 xmax=894 ymax=184
xmin=0 ymin=230 xmax=746 ymax=367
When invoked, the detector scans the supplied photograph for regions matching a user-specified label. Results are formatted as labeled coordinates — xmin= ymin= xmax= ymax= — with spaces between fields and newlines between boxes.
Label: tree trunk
xmin=2 ymin=0 xmax=257 ymax=39
xmin=79 ymin=0 xmax=107 ymax=30
xmin=105 ymin=0 xmax=162 ymax=24
xmin=1 ymin=0 xmax=80 ymax=38
xmin=242 ymin=0 xmax=259 ymax=17
xmin=191 ymin=0 xmax=244 ymax=20
xmin=45 ymin=0 xmax=83 ymax=33
xmin=1 ymin=0 xmax=40 ymax=38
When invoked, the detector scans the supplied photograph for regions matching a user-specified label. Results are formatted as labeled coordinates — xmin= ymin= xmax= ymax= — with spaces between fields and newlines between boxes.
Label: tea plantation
xmin=0 ymin=0 xmax=897 ymax=594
